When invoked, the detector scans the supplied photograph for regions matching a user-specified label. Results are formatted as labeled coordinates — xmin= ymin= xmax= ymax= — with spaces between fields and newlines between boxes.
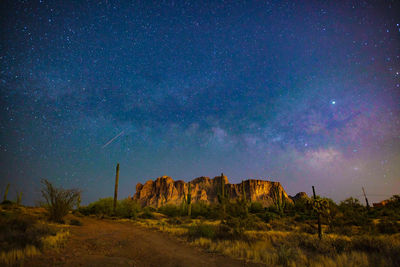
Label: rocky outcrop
xmin=133 ymin=174 xmax=293 ymax=208
xmin=290 ymin=192 xmax=310 ymax=203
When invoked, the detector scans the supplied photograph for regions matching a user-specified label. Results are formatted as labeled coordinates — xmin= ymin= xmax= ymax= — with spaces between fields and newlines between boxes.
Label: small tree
xmin=41 ymin=179 xmax=81 ymax=222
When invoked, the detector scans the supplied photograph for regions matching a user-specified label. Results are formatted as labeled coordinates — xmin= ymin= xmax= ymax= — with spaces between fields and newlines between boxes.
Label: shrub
xmin=167 ymin=217 xmax=184 ymax=225
xmin=139 ymin=207 xmax=155 ymax=219
xmin=377 ymin=219 xmax=400 ymax=234
xmin=79 ymin=197 xmax=114 ymax=216
xmin=0 ymin=213 xmax=56 ymax=251
xmin=40 ymin=179 xmax=81 ymax=222
xmin=263 ymin=211 xmax=279 ymax=223
xmin=69 ymin=219 xmax=82 ymax=226
xmin=215 ymin=215 xmax=261 ymax=240
xmin=190 ymin=201 xmax=212 ymax=218
xmin=249 ymin=202 xmax=264 ymax=214
xmin=158 ymin=204 xmax=182 ymax=217
xmin=79 ymin=198 xmax=141 ymax=218
xmin=335 ymin=197 xmax=370 ymax=227
xmin=188 ymin=223 xmax=216 ymax=240
xmin=116 ymin=199 xmax=141 ymax=218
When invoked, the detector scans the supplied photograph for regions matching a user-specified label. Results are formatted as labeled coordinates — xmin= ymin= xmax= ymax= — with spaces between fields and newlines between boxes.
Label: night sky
xmin=1 ymin=1 xmax=399 ymax=205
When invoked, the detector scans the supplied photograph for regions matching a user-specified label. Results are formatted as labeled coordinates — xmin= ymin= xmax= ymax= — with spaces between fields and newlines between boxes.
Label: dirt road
xmin=26 ymin=216 xmax=261 ymax=267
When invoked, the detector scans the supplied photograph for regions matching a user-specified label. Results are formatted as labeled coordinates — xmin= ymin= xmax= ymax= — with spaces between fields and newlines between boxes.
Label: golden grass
xmin=192 ymin=237 xmax=375 ymax=267
xmin=137 ymin=218 xmax=400 ymax=267
xmin=0 ymin=245 xmax=41 ymax=265
xmin=42 ymin=230 xmax=70 ymax=250
xmin=135 ymin=219 xmax=189 ymax=236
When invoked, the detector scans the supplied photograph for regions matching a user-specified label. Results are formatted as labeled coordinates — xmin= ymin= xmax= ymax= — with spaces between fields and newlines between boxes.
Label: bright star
xmin=331 ymin=100 xmax=336 ymax=105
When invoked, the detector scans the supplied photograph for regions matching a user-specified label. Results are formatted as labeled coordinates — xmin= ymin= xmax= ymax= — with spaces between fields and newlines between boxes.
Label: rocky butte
xmin=133 ymin=174 xmax=294 ymax=208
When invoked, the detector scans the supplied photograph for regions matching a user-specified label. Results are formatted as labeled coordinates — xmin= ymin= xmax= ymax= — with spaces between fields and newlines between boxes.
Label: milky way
xmin=1 ymin=1 xmax=399 ymax=204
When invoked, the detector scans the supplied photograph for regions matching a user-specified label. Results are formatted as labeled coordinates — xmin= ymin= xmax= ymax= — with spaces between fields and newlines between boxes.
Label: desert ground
xmin=22 ymin=214 xmax=258 ymax=267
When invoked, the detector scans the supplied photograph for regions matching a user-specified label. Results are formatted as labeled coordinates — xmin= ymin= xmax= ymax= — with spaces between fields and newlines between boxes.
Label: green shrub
xmin=377 ymin=219 xmax=400 ymax=234
xmin=116 ymin=199 xmax=141 ymax=218
xmin=263 ymin=211 xmax=279 ymax=223
xmin=79 ymin=198 xmax=141 ymax=218
xmin=139 ymin=207 xmax=155 ymax=219
xmin=334 ymin=197 xmax=370 ymax=227
xmin=249 ymin=202 xmax=264 ymax=214
xmin=214 ymin=214 xmax=265 ymax=240
xmin=190 ymin=201 xmax=212 ymax=218
xmin=226 ymin=200 xmax=248 ymax=218
xmin=79 ymin=197 xmax=114 ymax=216
xmin=158 ymin=204 xmax=183 ymax=217
xmin=188 ymin=223 xmax=216 ymax=240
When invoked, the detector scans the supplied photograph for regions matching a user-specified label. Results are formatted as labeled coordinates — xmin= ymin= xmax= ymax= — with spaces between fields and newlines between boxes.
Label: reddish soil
xmin=26 ymin=216 xmax=262 ymax=267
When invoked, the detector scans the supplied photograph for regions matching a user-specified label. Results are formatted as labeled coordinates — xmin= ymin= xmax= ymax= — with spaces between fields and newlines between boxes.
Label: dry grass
xmin=135 ymin=219 xmax=189 ymax=236
xmin=0 ymin=206 xmax=71 ymax=265
xmin=0 ymin=245 xmax=41 ymax=265
xmin=41 ymin=230 xmax=70 ymax=250
xmin=137 ymin=218 xmax=400 ymax=267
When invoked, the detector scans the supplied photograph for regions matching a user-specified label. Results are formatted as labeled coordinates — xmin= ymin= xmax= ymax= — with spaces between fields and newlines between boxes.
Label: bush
xmin=0 ymin=213 xmax=56 ymax=251
xmin=190 ymin=201 xmax=212 ymax=218
xmin=116 ymin=199 xmax=141 ymax=218
xmin=158 ymin=204 xmax=183 ymax=217
xmin=79 ymin=198 xmax=141 ymax=218
xmin=263 ymin=211 xmax=279 ymax=223
xmin=249 ymin=202 xmax=264 ymax=214
xmin=40 ymin=179 xmax=81 ymax=222
xmin=79 ymin=198 xmax=114 ymax=216
xmin=377 ymin=219 xmax=400 ymax=234
xmin=188 ymin=223 xmax=216 ymax=240
xmin=334 ymin=197 xmax=370 ymax=227
xmin=226 ymin=200 xmax=249 ymax=218
xmin=69 ymin=219 xmax=82 ymax=226
xmin=167 ymin=217 xmax=184 ymax=225
xmin=139 ymin=207 xmax=155 ymax=219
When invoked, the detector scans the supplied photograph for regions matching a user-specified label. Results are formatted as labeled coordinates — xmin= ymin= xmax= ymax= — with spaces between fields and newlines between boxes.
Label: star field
xmin=0 ymin=0 xmax=399 ymax=205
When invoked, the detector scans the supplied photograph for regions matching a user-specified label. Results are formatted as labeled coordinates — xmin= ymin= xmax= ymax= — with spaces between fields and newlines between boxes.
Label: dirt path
xmin=26 ymin=216 xmax=262 ymax=267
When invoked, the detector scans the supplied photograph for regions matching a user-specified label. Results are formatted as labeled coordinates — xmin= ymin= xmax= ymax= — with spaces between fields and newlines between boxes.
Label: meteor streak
xmin=102 ymin=131 xmax=124 ymax=148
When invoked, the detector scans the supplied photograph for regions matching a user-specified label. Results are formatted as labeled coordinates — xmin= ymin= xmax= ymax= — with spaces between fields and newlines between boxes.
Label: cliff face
xmin=133 ymin=175 xmax=293 ymax=208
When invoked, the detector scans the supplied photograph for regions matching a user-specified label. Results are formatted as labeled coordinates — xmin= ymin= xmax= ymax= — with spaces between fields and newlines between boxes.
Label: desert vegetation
xmin=1 ymin=178 xmax=399 ymax=266
xmin=0 ymin=181 xmax=79 ymax=265
xmin=76 ymin=183 xmax=400 ymax=267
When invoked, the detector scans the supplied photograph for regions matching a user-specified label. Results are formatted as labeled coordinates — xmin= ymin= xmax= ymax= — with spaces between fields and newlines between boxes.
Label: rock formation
xmin=133 ymin=174 xmax=293 ymax=208
xmin=289 ymin=192 xmax=310 ymax=203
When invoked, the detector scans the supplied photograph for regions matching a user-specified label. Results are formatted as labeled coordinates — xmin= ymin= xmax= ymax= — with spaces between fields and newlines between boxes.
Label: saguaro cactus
xmin=16 ymin=192 xmax=22 ymax=205
xmin=187 ymin=182 xmax=192 ymax=217
xmin=76 ymin=193 xmax=81 ymax=209
xmin=310 ymin=186 xmax=329 ymax=240
xmin=3 ymin=184 xmax=10 ymax=202
xmin=240 ymin=180 xmax=248 ymax=216
xmin=217 ymin=173 xmax=227 ymax=216
xmin=242 ymin=181 xmax=246 ymax=202
xmin=271 ymin=185 xmax=286 ymax=214
xmin=113 ymin=163 xmax=120 ymax=214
